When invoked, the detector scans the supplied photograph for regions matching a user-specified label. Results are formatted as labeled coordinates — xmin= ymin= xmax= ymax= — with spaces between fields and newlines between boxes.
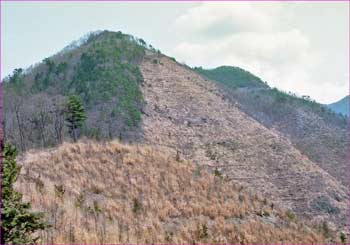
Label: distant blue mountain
xmin=327 ymin=95 xmax=349 ymax=116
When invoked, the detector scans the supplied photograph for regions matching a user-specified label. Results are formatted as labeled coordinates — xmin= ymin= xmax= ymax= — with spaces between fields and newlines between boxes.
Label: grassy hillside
xmin=16 ymin=140 xmax=329 ymax=244
xmin=3 ymin=31 xmax=147 ymax=151
xmin=327 ymin=95 xmax=349 ymax=116
xmin=195 ymin=66 xmax=348 ymax=187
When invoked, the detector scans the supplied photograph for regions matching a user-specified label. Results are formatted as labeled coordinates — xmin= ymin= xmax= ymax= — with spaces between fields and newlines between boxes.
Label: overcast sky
xmin=1 ymin=1 xmax=349 ymax=103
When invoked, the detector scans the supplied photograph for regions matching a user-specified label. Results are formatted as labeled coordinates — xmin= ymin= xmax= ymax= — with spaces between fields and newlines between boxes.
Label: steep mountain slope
xmin=195 ymin=67 xmax=348 ymax=188
xmin=328 ymin=95 xmax=349 ymax=116
xmin=3 ymin=31 xmax=147 ymax=151
xmin=140 ymin=53 xmax=348 ymax=231
xmin=16 ymin=140 xmax=327 ymax=243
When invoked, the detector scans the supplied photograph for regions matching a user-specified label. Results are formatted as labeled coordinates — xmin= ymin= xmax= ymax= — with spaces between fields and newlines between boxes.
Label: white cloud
xmin=172 ymin=2 xmax=348 ymax=103
xmin=175 ymin=3 xmax=277 ymax=38
xmin=175 ymin=29 xmax=312 ymax=67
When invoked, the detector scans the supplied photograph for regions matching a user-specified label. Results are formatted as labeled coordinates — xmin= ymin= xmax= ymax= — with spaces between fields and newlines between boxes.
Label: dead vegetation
xmin=16 ymin=140 xmax=328 ymax=243
xmin=139 ymin=54 xmax=348 ymax=232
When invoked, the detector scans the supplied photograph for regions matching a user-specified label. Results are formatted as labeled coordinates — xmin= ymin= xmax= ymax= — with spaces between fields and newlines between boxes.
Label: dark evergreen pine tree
xmin=65 ymin=95 xmax=87 ymax=142
xmin=1 ymin=144 xmax=47 ymax=244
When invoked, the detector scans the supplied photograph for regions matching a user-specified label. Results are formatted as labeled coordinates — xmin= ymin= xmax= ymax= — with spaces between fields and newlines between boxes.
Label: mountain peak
xmin=63 ymin=30 xmax=148 ymax=51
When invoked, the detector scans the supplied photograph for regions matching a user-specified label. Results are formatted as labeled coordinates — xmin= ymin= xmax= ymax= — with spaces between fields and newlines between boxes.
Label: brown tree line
xmin=3 ymin=91 xmax=67 ymax=151
xmin=3 ymin=90 xmax=139 ymax=152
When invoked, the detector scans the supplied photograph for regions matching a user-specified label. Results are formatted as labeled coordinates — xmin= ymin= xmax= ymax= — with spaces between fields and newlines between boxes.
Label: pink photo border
xmin=0 ymin=0 xmax=348 ymax=245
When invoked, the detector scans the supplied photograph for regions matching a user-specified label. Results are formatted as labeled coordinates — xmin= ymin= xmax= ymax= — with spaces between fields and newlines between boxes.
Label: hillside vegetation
xmin=16 ymin=140 xmax=328 ymax=244
xmin=194 ymin=66 xmax=268 ymax=89
xmin=3 ymin=31 xmax=147 ymax=151
xmin=195 ymin=66 xmax=348 ymax=187
xmin=195 ymin=66 xmax=346 ymax=127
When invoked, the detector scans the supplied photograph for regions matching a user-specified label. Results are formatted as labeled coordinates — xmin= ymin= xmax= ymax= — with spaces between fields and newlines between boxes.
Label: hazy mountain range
xmin=327 ymin=95 xmax=349 ymax=116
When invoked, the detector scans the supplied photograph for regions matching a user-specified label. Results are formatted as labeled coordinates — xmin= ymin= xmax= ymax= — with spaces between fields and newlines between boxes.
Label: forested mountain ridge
xmin=3 ymin=31 xmax=148 ymax=151
xmin=194 ymin=66 xmax=269 ymax=89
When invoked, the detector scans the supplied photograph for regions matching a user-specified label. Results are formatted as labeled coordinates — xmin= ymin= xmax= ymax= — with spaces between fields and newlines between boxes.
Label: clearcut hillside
xmin=3 ymin=31 xmax=348 ymax=242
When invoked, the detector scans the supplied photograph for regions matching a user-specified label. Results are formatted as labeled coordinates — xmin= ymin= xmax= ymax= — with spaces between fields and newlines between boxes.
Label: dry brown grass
xmin=16 ymin=140 xmax=327 ymax=244
xmin=139 ymin=55 xmax=348 ymax=233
